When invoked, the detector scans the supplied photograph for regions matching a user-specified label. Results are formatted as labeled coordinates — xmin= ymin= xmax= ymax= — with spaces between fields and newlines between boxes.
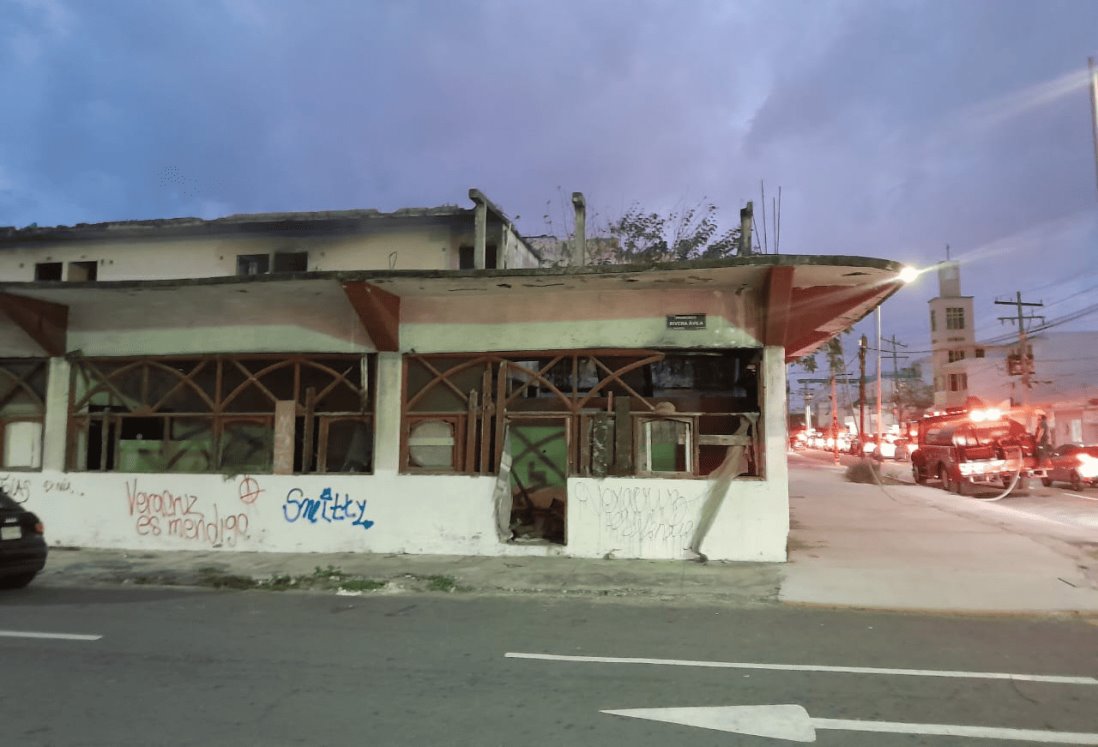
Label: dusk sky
xmin=3 ymin=0 xmax=1097 ymax=370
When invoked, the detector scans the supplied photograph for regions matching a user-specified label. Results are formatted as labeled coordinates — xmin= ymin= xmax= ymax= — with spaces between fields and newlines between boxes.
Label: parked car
xmin=1041 ymin=443 xmax=1098 ymax=491
xmin=869 ymin=435 xmax=912 ymax=461
xmin=0 ymin=488 xmax=47 ymax=589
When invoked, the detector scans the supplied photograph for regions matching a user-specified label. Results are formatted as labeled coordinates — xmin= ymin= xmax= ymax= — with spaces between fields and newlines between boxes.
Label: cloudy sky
xmin=3 ymin=0 xmax=1097 ymax=367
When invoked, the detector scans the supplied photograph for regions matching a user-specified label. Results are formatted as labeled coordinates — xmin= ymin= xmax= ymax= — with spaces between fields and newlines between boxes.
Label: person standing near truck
xmin=1034 ymin=413 xmax=1051 ymax=465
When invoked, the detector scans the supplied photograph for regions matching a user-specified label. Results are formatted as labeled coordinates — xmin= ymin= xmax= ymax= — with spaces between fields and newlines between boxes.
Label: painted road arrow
xmin=601 ymin=704 xmax=1098 ymax=744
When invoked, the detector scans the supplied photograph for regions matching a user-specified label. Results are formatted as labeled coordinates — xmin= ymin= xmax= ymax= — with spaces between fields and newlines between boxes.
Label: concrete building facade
xmin=0 ymin=190 xmax=905 ymax=562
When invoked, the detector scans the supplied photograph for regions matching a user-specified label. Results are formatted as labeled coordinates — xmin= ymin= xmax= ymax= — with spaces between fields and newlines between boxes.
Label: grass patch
xmin=338 ymin=578 xmax=387 ymax=592
xmin=423 ymin=575 xmax=457 ymax=592
xmin=254 ymin=566 xmax=386 ymax=593
xmin=197 ymin=568 xmax=258 ymax=590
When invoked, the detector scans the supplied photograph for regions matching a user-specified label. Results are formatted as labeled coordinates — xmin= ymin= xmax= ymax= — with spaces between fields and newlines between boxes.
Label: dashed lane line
xmin=0 ymin=630 xmax=102 ymax=641
xmin=505 ymin=652 xmax=1098 ymax=686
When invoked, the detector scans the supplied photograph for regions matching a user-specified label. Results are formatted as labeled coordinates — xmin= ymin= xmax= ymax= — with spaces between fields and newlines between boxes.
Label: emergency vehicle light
xmin=969 ymin=408 xmax=1002 ymax=423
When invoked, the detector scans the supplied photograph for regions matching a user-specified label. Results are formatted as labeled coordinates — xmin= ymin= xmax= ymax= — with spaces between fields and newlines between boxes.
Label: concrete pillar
xmin=739 ymin=201 xmax=753 ymax=256
xmin=761 ymin=345 xmax=789 ymax=556
xmin=42 ymin=356 xmax=71 ymax=472
xmin=372 ymin=352 xmax=403 ymax=473
xmin=571 ymin=192 xmax=587 ymax=266
xmin=469 ymin=189 xmax=487 ymax=270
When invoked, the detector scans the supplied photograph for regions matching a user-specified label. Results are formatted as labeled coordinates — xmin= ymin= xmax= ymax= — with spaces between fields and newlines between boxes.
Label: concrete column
xmin=372 ymin=352 xmax=403 ymax=473
xmin=42 ymin=356 xmax=71 ymax=472
xmin=761 ymin=345 xmax=789 ymax=556
xmin=739 ymin=201 xmax=754 ymax=256
xmin=469 ymin=189 xmax=487 ymax=270
xmin=571 ymin=192 xmax=587 ymax=266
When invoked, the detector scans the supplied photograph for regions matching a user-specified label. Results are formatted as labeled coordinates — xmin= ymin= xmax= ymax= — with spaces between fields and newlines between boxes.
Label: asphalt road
xmin=795 ymin=446 xmax=1098 ymax=532
xmin=2 ymin=586 xmax=1096 ymax=746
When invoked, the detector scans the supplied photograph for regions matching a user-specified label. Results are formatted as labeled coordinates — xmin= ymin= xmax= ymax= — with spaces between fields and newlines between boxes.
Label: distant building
xmin=928 ymin=260 xmax=978 ymax=408
xmin=926 ymin=261 xmax=1098 ymax=442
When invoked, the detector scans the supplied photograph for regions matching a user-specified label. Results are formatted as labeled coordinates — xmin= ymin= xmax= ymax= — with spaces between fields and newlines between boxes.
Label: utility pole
xmin=858 ymin=334 xmax=868 ymax=440
xmin=995 ymin=291 xmax=1045 ymax=412
xmin=830 ymin=373 xmax=839 ymax=464
xmin=801 ymin=377 xmax=859 ymax=455
xmin=881 ymin=334 xmax=909 ymax=423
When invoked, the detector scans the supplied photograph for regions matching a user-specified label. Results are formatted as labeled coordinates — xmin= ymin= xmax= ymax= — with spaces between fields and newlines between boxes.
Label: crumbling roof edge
xmin=0 ymin=254 xmax=906 ymax=293
xmin=0 ymin=205 xmax=473 ymax=244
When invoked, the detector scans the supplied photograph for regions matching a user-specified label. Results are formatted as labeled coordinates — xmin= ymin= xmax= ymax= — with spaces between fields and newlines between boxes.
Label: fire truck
xmin=909 ymin=407 xmax=1046 ymax=495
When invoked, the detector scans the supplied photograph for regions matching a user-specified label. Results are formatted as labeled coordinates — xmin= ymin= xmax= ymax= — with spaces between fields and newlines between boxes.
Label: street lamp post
xmin=876 ymin=306 xmax=883 ymax=450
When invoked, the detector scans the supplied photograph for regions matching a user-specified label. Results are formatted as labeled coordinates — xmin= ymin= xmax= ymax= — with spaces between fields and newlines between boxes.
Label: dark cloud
xmin=2 ymin=0 xmax=1097 ymax=348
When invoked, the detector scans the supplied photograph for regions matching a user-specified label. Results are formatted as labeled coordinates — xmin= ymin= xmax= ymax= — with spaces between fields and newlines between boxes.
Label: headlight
xmin=1076 ymin=453 xmax=1098 ymax=478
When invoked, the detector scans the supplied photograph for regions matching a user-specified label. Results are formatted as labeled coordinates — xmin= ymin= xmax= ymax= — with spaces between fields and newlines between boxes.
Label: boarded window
xmin=68 ymin=355 xmax=374 ymax=474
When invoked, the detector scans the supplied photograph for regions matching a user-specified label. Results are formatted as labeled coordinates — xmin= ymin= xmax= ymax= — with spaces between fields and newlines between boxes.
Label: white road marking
xmin=0 ymin=630 xmax=102 ymax=641
xmin=505 ymin=652 xmax=1098 ymax=685
xmin=1063 ymin=492 xmax=1098 ymax=503
xmin=602 ymin=704 xmax=1098 ymax=744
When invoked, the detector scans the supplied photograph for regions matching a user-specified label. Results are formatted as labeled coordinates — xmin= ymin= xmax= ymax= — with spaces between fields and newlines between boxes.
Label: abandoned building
xmin=0 ymin=189 xmax=906 ymax=561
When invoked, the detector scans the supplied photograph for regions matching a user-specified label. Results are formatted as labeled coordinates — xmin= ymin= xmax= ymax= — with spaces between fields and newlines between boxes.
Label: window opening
xmin=946 ymin=307 xmax=965 ymax=330
xmin=272 ymin=252 xmax=308 ymax=273
xmin=34 ymin=262 xmax=62 ymax=281
xmin=236 ymin=254 xmax=270 ymax=276
xmin=403 ymin=350 xmax=760 ymax=480
xmin=67 ymin=261 xmax=98 ymax=281
xmin=0 ymin=359 xmax=48 ymax=470
xmin=68 ymin=355 xmax=373 ymax=474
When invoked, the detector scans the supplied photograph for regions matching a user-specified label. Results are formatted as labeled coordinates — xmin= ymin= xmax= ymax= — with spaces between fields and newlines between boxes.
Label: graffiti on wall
xmin=282 ymin=487 xmax=374 ymax=531
xmin=0 ymin=474 xmax=33 ymax=504
xmin=126 ymin=479 xmax=250 ymax=548
xmin=574 ymin=482 xmax=697 ymax=543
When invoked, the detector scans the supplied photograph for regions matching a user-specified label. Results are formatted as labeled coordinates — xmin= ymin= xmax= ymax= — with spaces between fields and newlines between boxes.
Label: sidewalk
xmin=782 ymin=454 xmax=1098 ymax=613
xmin=31 ymin=460 xmax=1098 ymax=614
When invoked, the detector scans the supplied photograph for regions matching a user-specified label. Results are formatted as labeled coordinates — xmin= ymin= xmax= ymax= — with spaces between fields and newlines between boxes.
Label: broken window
xmin=34 ymin=262 xmax=62 ymax=281
xmin=0 ymin=359 xmax=48 ymax=469
xmin=68 ymin=355 xmax=374 ymax=474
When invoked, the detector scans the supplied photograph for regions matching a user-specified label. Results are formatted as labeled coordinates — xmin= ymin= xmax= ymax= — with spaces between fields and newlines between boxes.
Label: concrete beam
xmin=0 ymin=292 xmax=68 ymax=356
xmin=341 ymin=281 xmax=400 ymax=352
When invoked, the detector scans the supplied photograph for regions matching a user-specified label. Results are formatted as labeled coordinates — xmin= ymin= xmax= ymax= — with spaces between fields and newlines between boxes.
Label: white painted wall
xmin=0 ymin=219 xmax=541 ymax=281
xmin=4 ymin=468 xmax=785 ymax=561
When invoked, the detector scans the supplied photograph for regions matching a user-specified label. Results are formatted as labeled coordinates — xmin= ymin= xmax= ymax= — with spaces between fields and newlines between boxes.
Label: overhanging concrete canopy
xmin=0 ymin=254 xmax=905 ymax=360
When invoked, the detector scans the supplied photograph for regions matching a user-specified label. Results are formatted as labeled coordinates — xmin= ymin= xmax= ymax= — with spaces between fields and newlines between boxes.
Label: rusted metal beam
xmin=0 ymin=292 xmax=68 ymax=356
xmin=341 ymin=281 xmax=400 ymax=352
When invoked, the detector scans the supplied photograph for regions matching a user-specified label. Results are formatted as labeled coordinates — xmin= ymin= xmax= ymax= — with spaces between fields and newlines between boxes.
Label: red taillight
xmin=33 ymin=522 xmax=44 ymax=535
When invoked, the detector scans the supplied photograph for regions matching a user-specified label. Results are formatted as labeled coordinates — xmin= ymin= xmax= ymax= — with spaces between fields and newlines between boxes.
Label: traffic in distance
xmin=793 ymin=404 xmax=1098 ymax=497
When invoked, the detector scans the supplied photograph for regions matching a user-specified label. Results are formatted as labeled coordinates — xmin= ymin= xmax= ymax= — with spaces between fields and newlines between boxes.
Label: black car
xmin=0 ymin=488 xmax=47 ymax=589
